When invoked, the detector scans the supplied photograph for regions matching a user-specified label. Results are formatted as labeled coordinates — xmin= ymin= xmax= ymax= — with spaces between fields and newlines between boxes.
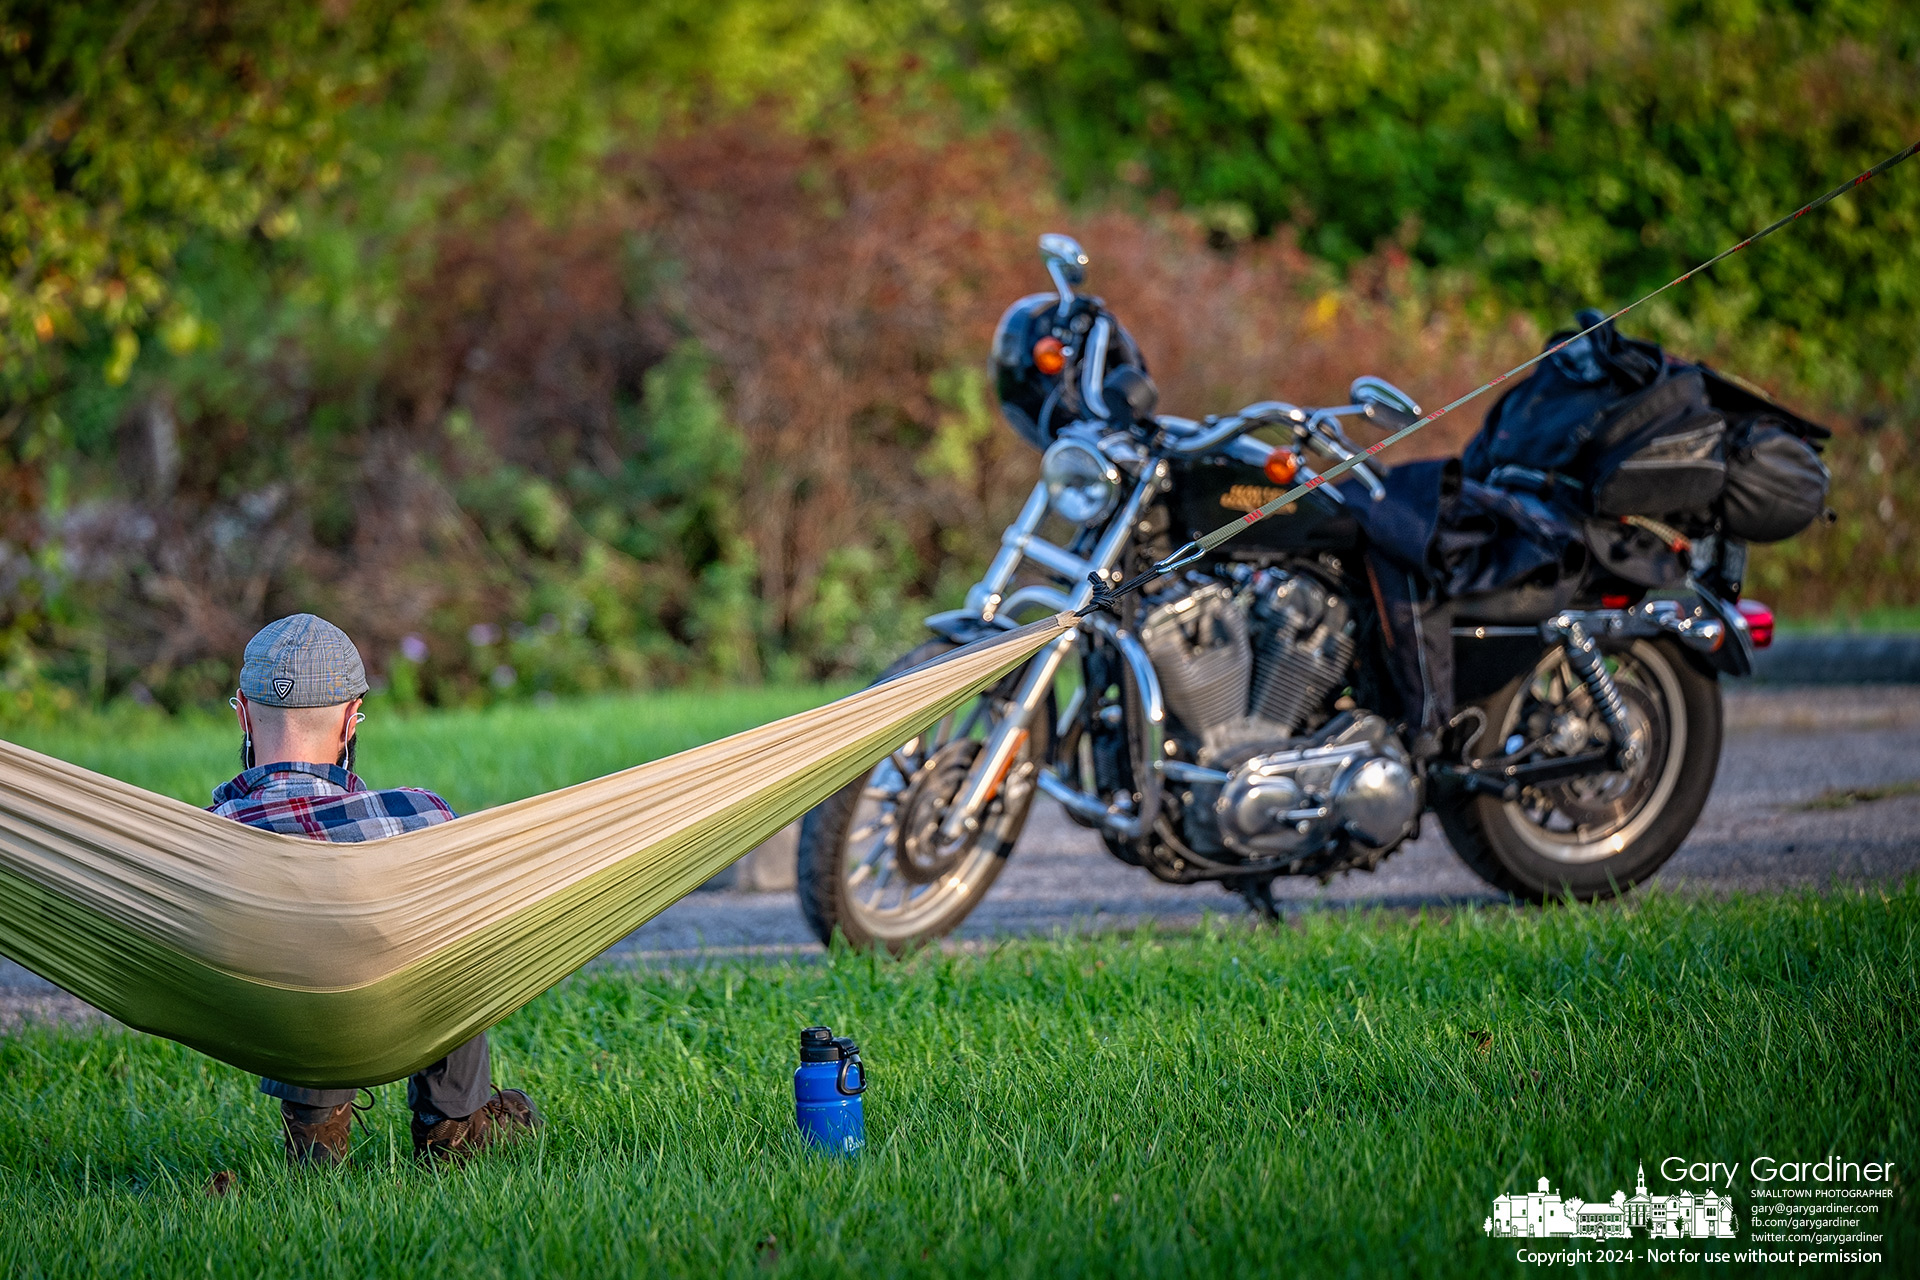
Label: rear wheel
xmin=796 ymin=639 xmax=1051 ymax=952
xmin=1435 ymin=637 xmax=1720 ymax=901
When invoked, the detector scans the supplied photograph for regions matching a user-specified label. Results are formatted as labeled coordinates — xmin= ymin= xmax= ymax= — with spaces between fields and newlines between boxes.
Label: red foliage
xmin=31 ymin=100 xmax=1553 ymax=703
xmin=635 ymin=106 xmax=1536 ymax=636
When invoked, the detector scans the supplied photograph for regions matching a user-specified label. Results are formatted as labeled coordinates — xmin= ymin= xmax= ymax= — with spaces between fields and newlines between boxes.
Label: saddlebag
xmin=1463 ymin=312 xmax=1830 ymax=541
xmin=1584 ymin=370 xmax=1728 ymax=519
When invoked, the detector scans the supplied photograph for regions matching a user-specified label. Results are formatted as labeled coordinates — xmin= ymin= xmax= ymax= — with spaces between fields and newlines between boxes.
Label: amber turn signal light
xmin=1032 ymin=336 xmax=1066 ymax=376
xmin=1263 ymin=447 xmax=1299 ymax=486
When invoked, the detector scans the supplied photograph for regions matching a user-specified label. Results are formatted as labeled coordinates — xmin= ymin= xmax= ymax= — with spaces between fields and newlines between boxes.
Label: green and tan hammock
xmin=0 ymin=616 xmax=1069 ymax=1087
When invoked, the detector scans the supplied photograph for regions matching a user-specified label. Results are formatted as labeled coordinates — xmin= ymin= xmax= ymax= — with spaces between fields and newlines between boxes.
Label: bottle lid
xmin=800 ymin=1025 xmax=841 ymax=1062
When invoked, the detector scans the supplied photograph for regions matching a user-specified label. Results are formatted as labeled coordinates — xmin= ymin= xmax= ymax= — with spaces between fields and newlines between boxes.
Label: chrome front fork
xmin=937 ymin=465 xmax=1167 ymax=843
xmin=965 ymin=482 xmax=1054 ymax=623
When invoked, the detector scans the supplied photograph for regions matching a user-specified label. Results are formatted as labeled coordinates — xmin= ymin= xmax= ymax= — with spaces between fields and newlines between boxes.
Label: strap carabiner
xmin=835 ymin=1052 xmax=866 ymax=1097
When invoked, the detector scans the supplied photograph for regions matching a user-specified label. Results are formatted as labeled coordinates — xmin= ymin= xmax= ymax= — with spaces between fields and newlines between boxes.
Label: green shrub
xmin=2 ymin=1 xmax=1915 ymax=717
xmin=956 ymin=0 xmax=1920 ymax=410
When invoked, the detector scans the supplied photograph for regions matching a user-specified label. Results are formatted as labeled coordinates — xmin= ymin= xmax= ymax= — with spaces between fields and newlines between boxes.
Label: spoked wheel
xmin=797 ymin=640 xmax=1051 ymax=952
xmin=1435 ymin=637 xmax=1721 ymax=901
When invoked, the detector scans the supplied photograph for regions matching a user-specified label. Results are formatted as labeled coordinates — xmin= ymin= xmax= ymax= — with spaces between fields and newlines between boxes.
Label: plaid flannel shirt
xmin=209 ymin=762 xmax=455 ymax=841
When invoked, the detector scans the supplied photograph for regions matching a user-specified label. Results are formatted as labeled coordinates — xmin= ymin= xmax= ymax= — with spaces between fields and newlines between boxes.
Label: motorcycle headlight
xmin=1040 ymin=438 xmax=1121 ymax=526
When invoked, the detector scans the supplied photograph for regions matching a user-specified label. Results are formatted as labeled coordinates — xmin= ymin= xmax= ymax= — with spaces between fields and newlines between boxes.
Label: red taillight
xmin=1601 ymin=594 xmax=1631 ymax=610
xmin=1737 ymin=599 xmax=1774 ymax=648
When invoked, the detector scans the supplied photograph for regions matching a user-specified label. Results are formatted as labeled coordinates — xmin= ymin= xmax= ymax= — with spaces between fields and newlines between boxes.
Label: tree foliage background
xmin=1 ymin=0 xmax=1915 ymax=715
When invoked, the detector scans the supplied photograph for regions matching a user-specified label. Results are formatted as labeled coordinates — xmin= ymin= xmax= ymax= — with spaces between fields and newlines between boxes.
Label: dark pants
xmin=260 ymin=1033 xmax=492 ymax=1121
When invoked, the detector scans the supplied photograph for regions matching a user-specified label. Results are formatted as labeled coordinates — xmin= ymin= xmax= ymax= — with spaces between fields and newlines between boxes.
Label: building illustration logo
xmin=1485 ymin=1164 xmax=1737 ymax=1239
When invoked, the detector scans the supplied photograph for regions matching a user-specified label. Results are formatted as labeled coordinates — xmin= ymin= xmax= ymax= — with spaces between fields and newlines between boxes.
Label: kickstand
xmin=1233 ymin=875 xmax=1281 ymax=922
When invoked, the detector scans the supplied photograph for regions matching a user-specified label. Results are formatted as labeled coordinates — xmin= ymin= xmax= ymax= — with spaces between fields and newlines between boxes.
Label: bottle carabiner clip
xmin=834 ymin=1038 xmax=866 ymax=1096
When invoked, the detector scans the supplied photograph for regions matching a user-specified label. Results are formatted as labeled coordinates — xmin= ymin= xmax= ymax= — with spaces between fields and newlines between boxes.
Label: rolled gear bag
xmin=1695 ymin=363 xmax=1832 ymax=543
xmin=1717 ymin=413 xmax=1832 ymax=543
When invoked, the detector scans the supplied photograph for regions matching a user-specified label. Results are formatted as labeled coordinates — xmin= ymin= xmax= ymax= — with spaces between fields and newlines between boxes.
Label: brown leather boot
xmin=281 ymin=1100 xmax=354 ymax=1167
xmin=411 ymin=1088 xmax=543 ymax=1163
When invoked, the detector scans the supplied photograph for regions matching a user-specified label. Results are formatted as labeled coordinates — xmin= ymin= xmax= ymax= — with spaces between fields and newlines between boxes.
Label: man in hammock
xmin=213 ymin=613 xmax=542 ymax=1167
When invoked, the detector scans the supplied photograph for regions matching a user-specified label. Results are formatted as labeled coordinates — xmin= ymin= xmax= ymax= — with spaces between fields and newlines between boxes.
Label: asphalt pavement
xmin=601 ymin=683 xmax=1920 ymax=961
xmin=5 ymin=684 xmax=1919 ymax=1027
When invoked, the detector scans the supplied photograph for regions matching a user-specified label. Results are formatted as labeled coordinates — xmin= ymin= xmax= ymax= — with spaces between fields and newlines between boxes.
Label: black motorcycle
xmin=797 ymin=233 xmax=1827 ymax=951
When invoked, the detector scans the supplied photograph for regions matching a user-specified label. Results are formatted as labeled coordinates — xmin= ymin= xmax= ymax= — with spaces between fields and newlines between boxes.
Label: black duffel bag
xmin=1461 ymin=309 xmax=1666 ymax=485
xmin=1462 ymin=312 xmax=1830 ymax=540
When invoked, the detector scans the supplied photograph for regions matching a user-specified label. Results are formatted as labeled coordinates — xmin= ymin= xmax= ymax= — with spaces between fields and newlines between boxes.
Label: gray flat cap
xmin=240 ymin=614 xmax=369 ymax=708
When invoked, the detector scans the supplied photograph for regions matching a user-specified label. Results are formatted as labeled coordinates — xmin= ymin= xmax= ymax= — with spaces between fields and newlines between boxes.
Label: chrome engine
xmin=1210 ymin=713 xmax=1419 ymax=860
xmin=1139 ymin=569 xmax=1419 ymax=868
xmin=1248 ymin=568 xmax=1356 ymax=736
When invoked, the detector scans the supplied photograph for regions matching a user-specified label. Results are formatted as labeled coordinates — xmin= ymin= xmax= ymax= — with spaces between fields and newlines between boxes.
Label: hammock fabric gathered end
xmin=0 ymin=614 xmax=1073 ymax=1087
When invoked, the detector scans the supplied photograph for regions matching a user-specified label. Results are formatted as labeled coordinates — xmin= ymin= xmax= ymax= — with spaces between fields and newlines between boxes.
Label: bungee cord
xmin=1086 ymin=138 xmax=1920 ymax=612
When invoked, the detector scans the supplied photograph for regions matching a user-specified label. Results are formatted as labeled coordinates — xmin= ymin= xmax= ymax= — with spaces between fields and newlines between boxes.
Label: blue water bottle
xmin=794 ymin=1025 xmax=866 ymax=1156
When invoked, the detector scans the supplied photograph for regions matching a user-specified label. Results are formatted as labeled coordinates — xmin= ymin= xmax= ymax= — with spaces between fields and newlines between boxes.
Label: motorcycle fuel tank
xmin=1163 ymin=456 xmax=1357 ymax=555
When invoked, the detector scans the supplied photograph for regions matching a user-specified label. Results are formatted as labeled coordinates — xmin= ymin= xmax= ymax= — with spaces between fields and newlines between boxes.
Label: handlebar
xmin=1359 ymin=399 xmax=1419 ymax=432
xmin=1303 ymin=409 xmax=1388 ymax=500
xmin=1151 ymin=399 xmax=1388 ymax=499
xmin=1152 ymin=402 xmax=1303 ymax=457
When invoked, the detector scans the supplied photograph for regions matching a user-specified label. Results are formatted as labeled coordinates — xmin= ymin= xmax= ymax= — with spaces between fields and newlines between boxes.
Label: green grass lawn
xmin=2 ymin=690 xmax=1917 ymax=1274
xmin=1778 ymin=604 xmax=1920 ymax=635
xmin=2 ymin=888 xmax=1915 ymax=1277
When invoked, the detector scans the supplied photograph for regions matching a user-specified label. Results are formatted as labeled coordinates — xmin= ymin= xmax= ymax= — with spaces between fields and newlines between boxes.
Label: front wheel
xmin=796 ymin=639 xmax=1051 ymax=952
xmin=1435 ymin=636 xmax=1721 ymax=901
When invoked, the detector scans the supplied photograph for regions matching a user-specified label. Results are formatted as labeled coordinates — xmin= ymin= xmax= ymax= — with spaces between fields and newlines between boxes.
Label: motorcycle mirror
xmin=1349 ymin=375 xmax=1423 ymax=429
xmin=1039 ymin=233 xmax=1088 ymax=311
xmin=1101 ymin=365 xmax=1158 ymax=429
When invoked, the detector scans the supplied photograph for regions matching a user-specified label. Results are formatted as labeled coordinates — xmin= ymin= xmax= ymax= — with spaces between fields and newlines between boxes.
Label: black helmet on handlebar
xmin=990 ymin=291 xmax=1149 ymax=451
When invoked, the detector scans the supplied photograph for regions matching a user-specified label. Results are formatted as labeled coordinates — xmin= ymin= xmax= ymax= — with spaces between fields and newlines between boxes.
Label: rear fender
xmin=1692 ymin=590 xmax=1754 ymax=677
